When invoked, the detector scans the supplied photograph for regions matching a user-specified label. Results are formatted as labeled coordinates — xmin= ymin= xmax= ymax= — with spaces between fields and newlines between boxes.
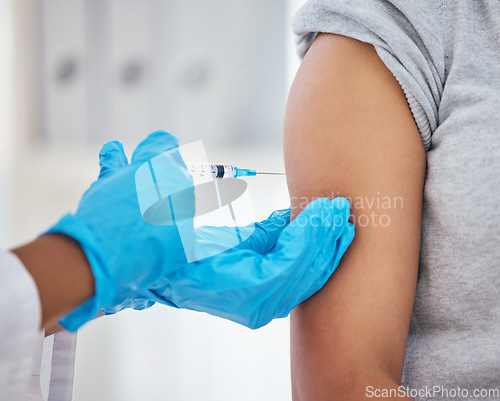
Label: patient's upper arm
xmin=285 ymin=34 xmax=426 ymax=400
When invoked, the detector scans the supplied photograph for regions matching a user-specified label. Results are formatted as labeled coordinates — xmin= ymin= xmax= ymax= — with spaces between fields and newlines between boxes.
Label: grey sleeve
xmin=293 ymin=0 xmax=445 ymax=151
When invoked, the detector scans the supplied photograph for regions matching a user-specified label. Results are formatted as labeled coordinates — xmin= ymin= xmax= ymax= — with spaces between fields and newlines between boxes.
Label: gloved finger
xmin=276 ymin=197 xmax=355 ymax=310
xmin=237 ymin=208 xmax=291 ymax=254
xmin=281 ymin=197 xmax=352 ymax=274
xmin=272 ymin=197 xmax=346 ymax=255
xmin=98 ymin=141 xmax=128 ymax=178
xmin=314 ymin=221 xmax=355 ymax=289
xmin=328 ymin=196 xmax=352 ymax=239
xmin=294 ymin=219 xmax=355 ymax=310
xmin=131 ymin=130 xmax=179 ymax=164
xmin=193 ymin=208 xmax=290 ymax=257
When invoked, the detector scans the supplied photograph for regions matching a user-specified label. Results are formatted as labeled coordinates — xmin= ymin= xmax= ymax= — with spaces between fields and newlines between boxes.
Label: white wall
xmin=38 ymin=0 xmax=289 ymax=148
xmin=0 ymin=0 xmax=15 ymax=246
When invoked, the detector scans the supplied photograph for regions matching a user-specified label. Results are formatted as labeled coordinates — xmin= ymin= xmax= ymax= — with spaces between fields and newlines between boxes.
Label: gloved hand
xmin=99 ymin=208 xmax=292 ymax=316
xmin=47 ymin=131 xmax=196 ymax=330
xmin=148 ymin=196 xmax=354 ymax=329
xmin=47 ymin=131 xmax=355 ymax=331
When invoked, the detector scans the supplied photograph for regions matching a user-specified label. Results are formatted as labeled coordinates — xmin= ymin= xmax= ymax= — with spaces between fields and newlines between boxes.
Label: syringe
xmin=187 ymin=163 xmax=285 ymax=179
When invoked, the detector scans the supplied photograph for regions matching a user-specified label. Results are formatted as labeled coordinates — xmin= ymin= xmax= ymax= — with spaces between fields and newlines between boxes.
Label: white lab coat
xmin=0 ymin=250 xmax=76 ymax=401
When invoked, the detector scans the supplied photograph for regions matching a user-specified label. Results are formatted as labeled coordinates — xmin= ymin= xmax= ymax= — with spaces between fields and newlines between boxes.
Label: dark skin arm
xmin=285 ymin=34 xmax=426 ymax=400
xmin=11 ymin=234 xmax=95 ymax=332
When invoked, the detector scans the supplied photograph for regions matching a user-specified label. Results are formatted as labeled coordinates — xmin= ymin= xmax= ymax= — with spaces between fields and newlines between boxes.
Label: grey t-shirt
xmin=293 ymin=1 xmax=500 ymax=399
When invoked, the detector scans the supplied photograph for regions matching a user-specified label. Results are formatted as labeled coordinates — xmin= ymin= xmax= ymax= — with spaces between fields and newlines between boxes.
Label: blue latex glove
xmin=148 ymin=196 xmax=354 ymax=329
xmin=47 ymin=131 xmax=355 ymax=331
xmin=99 ymin=208 xmax=292 ymax=316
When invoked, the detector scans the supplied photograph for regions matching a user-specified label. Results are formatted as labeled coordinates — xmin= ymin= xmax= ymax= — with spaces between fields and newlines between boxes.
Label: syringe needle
xmin=256 ymin=172 xmax=286 ymax=176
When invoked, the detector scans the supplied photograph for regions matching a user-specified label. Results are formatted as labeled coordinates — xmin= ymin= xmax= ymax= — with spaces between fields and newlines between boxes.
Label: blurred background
xmin=0 ymin=0 xmax=307 ymax=399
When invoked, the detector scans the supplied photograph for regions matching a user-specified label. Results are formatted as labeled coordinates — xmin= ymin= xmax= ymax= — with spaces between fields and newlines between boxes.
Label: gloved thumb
xmin=287 ymin=197 xmax=354 ymax=307
xmin=98 ymin=141 xmax=128 ymax=178
xmin=293 ymin=197 xmax=350 ymax=233
xmin=268 ymin=197 xmax=352 ymax=270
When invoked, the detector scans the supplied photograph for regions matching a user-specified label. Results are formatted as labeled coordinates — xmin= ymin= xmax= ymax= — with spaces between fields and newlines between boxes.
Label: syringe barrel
xmin=187 ymin=163 xmax=236 ymax=179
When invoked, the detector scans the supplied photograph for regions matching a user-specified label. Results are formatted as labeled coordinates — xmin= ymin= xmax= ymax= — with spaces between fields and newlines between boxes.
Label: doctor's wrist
xmin=11 ymin=233 xmax=95 ymax=331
